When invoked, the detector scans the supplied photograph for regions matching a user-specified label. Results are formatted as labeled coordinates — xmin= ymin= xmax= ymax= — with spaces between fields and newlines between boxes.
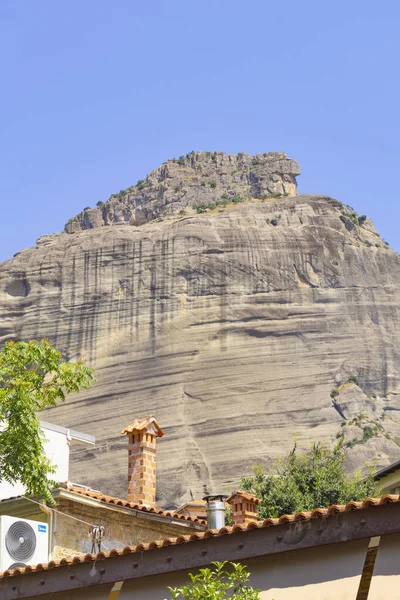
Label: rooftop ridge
xmin=1 ymin=494 xmax=398 ymax=580
xmin=64 ymin=484 xmax=205 ymax=524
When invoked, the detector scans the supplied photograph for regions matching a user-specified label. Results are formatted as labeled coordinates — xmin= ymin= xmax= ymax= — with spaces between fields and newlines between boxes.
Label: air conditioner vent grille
xmin=8 ymin=562 xmax=27 ymax=570
xmin=5 ymin=521 xmax=36 ymax=560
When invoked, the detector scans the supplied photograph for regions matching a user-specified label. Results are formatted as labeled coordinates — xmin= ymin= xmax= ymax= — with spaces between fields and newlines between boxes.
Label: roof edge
xmin=2 ymin=495 xmax=400 ymax=598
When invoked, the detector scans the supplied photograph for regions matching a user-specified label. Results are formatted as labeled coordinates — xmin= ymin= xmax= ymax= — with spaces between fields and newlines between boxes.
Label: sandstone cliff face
xmin=65 ymin=151 xmax=300 ymax=231
xmin=1 ymin=154 xmax=400 ymax=508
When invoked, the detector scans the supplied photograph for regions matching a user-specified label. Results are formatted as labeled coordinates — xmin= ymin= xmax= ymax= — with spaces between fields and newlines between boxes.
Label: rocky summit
xmin=65 ymin=151 xmax=300 ymax=231
xmin=1 ymin=151 xmax=400 ymax=508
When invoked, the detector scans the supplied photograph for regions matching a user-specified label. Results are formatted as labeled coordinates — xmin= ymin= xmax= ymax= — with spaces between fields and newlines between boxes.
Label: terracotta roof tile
xmin=64 ymin=484 xmax=206 ymax=524
xmin=120 ymin=416 xmax=164 ymax=438
xmin=226 ymin=490 xmax=261 ymax=504
xmin=1 ymin=494 xmax=399 ymax=580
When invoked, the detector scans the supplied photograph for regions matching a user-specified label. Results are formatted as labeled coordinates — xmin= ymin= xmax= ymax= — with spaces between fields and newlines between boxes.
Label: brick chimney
xmin=120 ymin=416 xmax=164 ymax=509
xmin=226 ymin=490 xmax=260 ymax=526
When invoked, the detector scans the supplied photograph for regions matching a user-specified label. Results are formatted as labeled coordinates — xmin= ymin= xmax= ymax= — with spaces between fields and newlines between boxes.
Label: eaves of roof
xmin=61 ymin=485 xmax=206 ymax=526
xmin=374 ymin=459 xmax=400 ymax=481
xmin=0 ymin=484 xmax=206 ymax=528
xmin=1 ymin=494 xmax=400 ymax=583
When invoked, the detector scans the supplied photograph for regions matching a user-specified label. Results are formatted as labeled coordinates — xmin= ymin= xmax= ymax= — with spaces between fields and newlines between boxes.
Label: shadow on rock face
xmin=6 ymin=278 xmax=30 ymax=297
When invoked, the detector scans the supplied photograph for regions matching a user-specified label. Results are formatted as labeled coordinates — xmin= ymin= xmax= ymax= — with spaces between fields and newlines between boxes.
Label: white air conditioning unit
xmin=0 ymin=516 xmax=49 ymax=571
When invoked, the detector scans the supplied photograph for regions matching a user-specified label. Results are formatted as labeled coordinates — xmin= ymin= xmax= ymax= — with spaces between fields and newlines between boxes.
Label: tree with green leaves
xmin=241 ymin=442 xmax=377 ymax=519
xmin=167 ymin=562 xmax=260 ymax=599
xmin=0 ymin=339 xmax=94 ymax=504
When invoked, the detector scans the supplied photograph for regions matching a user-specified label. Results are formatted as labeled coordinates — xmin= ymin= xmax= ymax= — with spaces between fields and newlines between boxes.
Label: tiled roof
xmin=1 ymin=494 xmax=399 ymax=580
xmin=227 ymin=490 xmax=261 ymax=504
xmin=120 ymin=415 xmax=164 ymax=438
xmin=63 ymin=484 xmax=205 ymax=524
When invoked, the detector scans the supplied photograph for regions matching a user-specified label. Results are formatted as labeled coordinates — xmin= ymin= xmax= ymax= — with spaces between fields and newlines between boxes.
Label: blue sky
xmin=0 ymin=0 xmax=399 ymax=262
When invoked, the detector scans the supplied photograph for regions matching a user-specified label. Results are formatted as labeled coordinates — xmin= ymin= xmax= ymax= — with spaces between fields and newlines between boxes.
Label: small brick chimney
xmin=226 ymin=490 xmax=260 ymax=526
xmin=120 ymin=416 xmax=164 ymax=509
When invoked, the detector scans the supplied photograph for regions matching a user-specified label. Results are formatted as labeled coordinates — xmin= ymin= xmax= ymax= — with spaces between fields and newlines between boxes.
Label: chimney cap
xmin=203 ymin=494 xmax=228 ymax=503
xmin=120 ymin=416 xmax=164 ymax=438
xmin=226 ymin=490 xmax=261 ymax=505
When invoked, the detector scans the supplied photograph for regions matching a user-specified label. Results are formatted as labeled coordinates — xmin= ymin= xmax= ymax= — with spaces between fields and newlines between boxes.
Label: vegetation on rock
xmin=65 ymin=151 xmax=300 ymax=232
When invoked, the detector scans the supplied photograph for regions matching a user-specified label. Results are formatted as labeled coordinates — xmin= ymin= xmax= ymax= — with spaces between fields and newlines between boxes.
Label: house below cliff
xmin=0 ymin=417 xmax=205 ymax=563
xmin=2 ymin=493 xmax=400 ymax=599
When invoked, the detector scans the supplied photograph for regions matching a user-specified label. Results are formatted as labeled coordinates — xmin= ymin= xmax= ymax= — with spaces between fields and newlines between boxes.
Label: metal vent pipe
xmin=203 ymin=495 xmax=227 ymax=529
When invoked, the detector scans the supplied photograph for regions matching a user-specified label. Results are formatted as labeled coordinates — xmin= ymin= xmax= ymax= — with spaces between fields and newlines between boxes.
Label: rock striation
xmin=1 ymin=152 xmax=400 ymax=508
xmin=65 ymin=151 xmax=300 ymax=231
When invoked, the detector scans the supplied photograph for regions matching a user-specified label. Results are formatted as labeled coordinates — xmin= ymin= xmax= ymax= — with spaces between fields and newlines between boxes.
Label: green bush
xmin=341 ymin=210 xmax=359 ymax=225
xmin=96 ymin=201 xmax=104 ymax=208
xmin=358 ymin=215 xmax=367 ymax=225
xmin=177 ymin=156 xmax=185 ymax=166
xmin=241 ymin=442 xmax=377 ymax=519
xmin=330 ymin=388 xmax=339 ymax=399
xmin=83 ymin=206 xmax=91 ymax=211
xmin=348 ymin=375 xmax=359 ymax=385
xmin=167 ymin=562 xmax=260 ymax=599
xmin=362 ymin=426 xmax=374 ymax=442
xmin=345 ymin=424 xmax=382 ymax=449
xmin=209 ymin=181 xmax=217 ymax=189
xmin=231 ymin=195 xmax=243 ymax=203
xmin=270 ymin=219 xmax=278 ymax=226
xmin=208 ymin=202 xmax=216 ymax=210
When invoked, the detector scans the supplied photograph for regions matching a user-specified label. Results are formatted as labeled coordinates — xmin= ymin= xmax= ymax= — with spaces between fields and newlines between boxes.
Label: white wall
xmin=368 ymin=533 xmax=400 ymax=599
xmin=0 ymin=423 xmax=81 ymax=500
xmin=117 ymin=538 xmax=370 ymax=600
xmin=375 ymin=470 xmax=400 ymax=494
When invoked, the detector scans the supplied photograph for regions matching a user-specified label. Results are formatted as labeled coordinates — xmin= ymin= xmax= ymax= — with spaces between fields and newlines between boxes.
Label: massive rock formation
xmin=1 ymin=151 xmax=400 ymax=508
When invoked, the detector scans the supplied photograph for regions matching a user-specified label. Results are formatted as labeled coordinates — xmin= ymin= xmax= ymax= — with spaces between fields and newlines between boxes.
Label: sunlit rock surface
xmin=1 ymin=156 xmax=400 ymax=507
